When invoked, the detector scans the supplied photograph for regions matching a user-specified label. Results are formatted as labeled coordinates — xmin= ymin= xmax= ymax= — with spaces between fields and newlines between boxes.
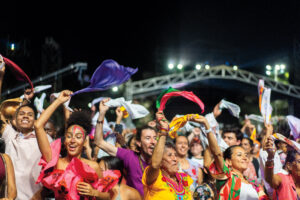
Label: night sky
xmin=1 ymin=1 xmax=300 ymax=101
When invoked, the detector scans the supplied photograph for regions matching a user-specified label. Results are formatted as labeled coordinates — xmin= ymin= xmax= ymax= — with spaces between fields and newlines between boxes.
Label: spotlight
xmin=195 ymin=64 xmax=201 ymax=70
xmin=280 ymin=64 xmax=286 ymax=70
xmin=205 ymin=65 xmax=210 ymax=70
xmin=266 ymin=65 xmax=272 ymax=70
xmin=266 ymin=71 xmax=271 ymax=76
xmin=168 ymin=63 xmax=174 ymax=69
xmin=177 ymin=64 xmax=183 ymax=70
xmin=10 ymin=43 xmax=15 ymax=51
xmin=233 ymin=65 xmax=238 ymax=70
xmin=112 ymin=86 xmax=118 ymax=92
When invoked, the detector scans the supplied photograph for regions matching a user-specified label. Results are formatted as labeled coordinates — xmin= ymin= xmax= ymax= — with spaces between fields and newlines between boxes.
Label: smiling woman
xmin=142 ymin=111 xmax=193 ymax=200
xmin=187 ymin=114 xmax=269 ymax=200
xmin=34 ymin=90 xmax=119 ymax=200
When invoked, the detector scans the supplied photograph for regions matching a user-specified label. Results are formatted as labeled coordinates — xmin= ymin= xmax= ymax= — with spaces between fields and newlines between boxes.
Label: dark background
xmin=1 ymin=1 xmax=300 ymax=125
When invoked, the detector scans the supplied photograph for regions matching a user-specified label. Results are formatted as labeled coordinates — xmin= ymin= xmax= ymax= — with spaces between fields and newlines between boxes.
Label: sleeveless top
xmin=273 ymin=173 xmax=300 ymax=200
xmin=0 ymin=154 xmax=7 ymax=198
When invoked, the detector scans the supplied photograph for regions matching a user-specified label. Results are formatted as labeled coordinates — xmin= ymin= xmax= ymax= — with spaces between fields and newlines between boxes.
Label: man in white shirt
xmin=0 ymin=93 xmax=52 ymax=200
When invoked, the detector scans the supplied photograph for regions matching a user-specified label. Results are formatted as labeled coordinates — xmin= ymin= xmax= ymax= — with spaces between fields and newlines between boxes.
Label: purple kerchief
xmin=72 ymin=59 xmax=138 ymax=96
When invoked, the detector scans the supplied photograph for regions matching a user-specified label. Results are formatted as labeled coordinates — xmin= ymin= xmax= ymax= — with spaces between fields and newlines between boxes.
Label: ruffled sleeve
xmin=36 ymin=138 xmax=62 ymax=184
xmin=94 ymin=170 xmax=121 ymax=192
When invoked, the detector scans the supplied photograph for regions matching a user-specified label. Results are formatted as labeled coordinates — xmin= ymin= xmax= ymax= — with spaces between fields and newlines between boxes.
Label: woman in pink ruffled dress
xmin=34 ymin=90 xmax=120 ymax=200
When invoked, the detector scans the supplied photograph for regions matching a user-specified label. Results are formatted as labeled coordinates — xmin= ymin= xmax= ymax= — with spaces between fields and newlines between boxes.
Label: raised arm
xmin=34 ymin=90 xmax=72 ymax=162
xmin=0 ymin=56 xmax=5 ymax=101
xmin=264 ymin=124 xmax=282 ymax=189
xmin=94 ymin=98 xmax=118 ymax=157
xmin=145 ymin=111 xmax=168 ymax=186
xmin=190 ymin=114 xmax=224 ymax=172
xmin=22 ymin=88 xmax=35 ymax=106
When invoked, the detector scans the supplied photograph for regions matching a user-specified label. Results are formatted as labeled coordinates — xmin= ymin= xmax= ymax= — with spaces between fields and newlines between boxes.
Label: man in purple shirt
xmin=94 ymin=98 xmax=157 ymax=196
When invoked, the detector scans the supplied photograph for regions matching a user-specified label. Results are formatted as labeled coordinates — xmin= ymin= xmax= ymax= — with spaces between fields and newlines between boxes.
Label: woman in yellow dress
xmin=142 ymin=111 xmax=193 ymax=200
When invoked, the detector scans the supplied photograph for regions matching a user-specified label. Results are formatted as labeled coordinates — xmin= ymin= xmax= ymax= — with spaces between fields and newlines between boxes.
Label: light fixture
xmin=266 ymin=65 xmax=272 ymax=70
xmin=266 ymin=71 xmax=271 ymax=76
xmin=233 ymin=65 xmax=238 ymax=70
xmin=205 ymin=65 xmax=210 ymax=69
xmin=195 ymin=64 xmax=201 ymax=70
xmin=10 ymin=43 xmax=15 ymax=51
xmin=112 ymin=86 xmax=118 ymax=92
xmin=177 ymin=64 xmax=183 ymax=70
xmin=168 ymin=63 xmax=174 ymax=69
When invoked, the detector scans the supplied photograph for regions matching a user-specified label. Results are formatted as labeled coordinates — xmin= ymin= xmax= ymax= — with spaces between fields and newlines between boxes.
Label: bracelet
xmin=159 ymin=130 xmax=168 ymax=137
xmin=267 ymin=165 xmax=274 ymax=169
xmin=160 ymin=127 xmax=170 ymax=132
xmin=97 ymin=120 xmax=104 ymax=124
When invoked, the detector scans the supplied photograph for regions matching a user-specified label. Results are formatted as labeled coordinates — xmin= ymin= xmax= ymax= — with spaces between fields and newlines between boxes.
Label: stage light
xmin=266 ymin=65 xmax=272 ymax=70
xmin=275 ymin=65 xmax=280 ymax=71
xmin=10 ymin=43 xmax=15 ymax=51
xmin=205 ymin=65 xmax=210 ymax=69
xmin=168 ymin=63 xmax=174 ymax=69
xmin=233 ymin=65 xmax=238 ymax=70
xmin=177 ymin=64 xmax=183 ymax=70
xmin=112 ymin=86 xmax=118 ymax=92
xmin=280 ymin=64 xmax=286 ymax=70
xmin=266 ymin=71 xmax=271 ymax=76
xmin=285 ymin=72 xmax=289 ymax=78
xmin=195 ymin=64 xmax=201 ymax=70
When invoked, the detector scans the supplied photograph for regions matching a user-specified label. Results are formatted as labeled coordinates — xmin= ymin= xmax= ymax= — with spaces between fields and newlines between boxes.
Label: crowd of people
xmin=0 ymin=56 xmax=300 ymax=200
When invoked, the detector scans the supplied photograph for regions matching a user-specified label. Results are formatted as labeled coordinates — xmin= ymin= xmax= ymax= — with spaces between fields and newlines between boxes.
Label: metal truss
xmin=2 ymin=62 xmax=87 ymax=97
xmin=125 ymin=65 xmax=300 ymax=99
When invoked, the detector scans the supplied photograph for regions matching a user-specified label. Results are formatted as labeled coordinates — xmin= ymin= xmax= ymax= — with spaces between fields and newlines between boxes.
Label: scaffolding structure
xmin=125 ymin=65 xmax=300 ymax=100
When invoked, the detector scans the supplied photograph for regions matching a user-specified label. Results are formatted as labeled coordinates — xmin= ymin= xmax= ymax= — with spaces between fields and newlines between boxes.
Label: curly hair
xmin=66 ymin=110 xmax=92 ymax=135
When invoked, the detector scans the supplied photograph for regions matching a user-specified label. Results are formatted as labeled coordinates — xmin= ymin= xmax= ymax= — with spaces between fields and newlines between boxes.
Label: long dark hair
xmin=98 ymin=156 xmax=124 ymax=184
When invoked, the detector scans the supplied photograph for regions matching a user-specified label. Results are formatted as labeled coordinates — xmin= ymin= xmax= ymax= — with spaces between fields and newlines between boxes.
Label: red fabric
xmin=3 ymin=57 xmax=33 ymax=89
xmin=159 ymin=91 xmax=205 ymax=113
xmin=37 ymin=139 xmax=121 ymax=200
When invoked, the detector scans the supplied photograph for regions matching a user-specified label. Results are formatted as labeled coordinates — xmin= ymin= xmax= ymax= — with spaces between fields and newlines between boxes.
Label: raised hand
xmin=24 ymin=88 xmax=35 ymax=101
xmin=116 ymin=107 xmax=124 ymax=119
xmin=57 ymin=90 xmax=73 ymax=103
xmin=188 ymin=114 xmax=210 ymax=129
xmin=99 ymin=98 xmax=110 ymax=114
xmin=155 ymin=111 xmax=169 ymax=131
xmin=213 ymin=101 xmax=222 ymax=118
xmin=265 ymin=123 xmax=273 ymax=135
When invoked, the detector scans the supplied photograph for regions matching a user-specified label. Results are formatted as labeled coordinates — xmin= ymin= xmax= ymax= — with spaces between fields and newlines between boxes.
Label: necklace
xmin=161 ymin=170 xmax=186 ymax=195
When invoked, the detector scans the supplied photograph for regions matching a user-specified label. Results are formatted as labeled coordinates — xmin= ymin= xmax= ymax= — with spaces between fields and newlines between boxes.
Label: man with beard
xmin=94 ymin=98 xmax=157 ymax=197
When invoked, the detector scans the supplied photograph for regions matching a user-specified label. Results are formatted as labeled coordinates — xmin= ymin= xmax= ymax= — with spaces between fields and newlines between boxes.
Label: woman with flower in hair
xmin=142 ymin=111 xmax=193 ymax=200
xmin=34 ymin=90 xmax=120 ymax=200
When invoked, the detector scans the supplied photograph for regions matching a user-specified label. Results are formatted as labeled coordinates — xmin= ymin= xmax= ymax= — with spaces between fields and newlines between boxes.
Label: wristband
xmin=160 ymin=127 xmax=170 ymax=132
xmin=97 ymin=120 xmax=104 ymax=124
xmin=159 ymin=130 xmax=168 ymax=137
